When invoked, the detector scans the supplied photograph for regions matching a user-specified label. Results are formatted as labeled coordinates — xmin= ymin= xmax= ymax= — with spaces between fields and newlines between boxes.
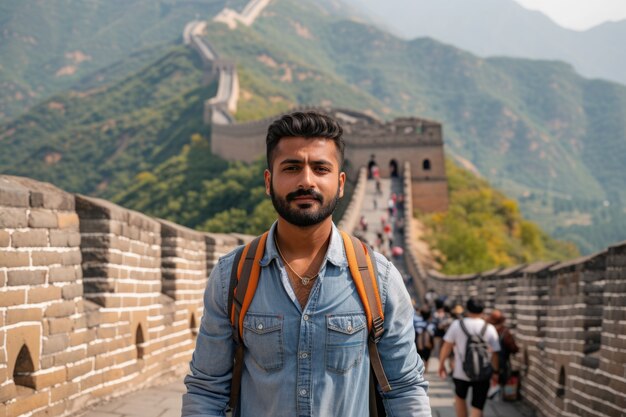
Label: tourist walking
xmin=438 ymin=298 xmax=500 ymax=417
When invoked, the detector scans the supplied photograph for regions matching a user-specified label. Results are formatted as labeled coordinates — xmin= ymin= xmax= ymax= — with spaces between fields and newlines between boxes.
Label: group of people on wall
xmin=414 ymin=294 xmax=520 ymax=417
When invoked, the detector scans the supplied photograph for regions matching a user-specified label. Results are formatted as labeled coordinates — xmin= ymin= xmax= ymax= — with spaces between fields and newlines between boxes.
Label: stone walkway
xmin=80 ymin=356 xmax=535 ymax=416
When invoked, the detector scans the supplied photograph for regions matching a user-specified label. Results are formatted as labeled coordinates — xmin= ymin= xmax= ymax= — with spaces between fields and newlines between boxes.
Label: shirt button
xmin=300 ymin=352 xmax=308 ymax=359
xmin=299 ymin=389 xmax=307 ymax=396
xmin=347 ymin=325 xmax=353 ymax=333
xmin=303 ymin=314 xmax=310 ymax=321
xmin=257 ymin=323 xmax=264 ymax=330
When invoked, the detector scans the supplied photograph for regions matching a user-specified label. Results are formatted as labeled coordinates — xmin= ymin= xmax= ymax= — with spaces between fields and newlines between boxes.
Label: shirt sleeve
xmin=182 ymin=253 xmax=236 ymax=417
xmin=443 ymin=320 xmax=459 ymax=343
xmin=375 ymin=256 xmax=431 ymax=416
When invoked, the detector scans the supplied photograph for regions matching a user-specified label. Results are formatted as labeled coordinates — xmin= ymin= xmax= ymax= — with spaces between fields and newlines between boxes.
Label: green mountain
xmin=0 ymin=0 xmax=228 ymax=122
xmin=1 ymin=0 xmax=624 ymax=253
xmin=0 ymin=46 xmax=212 ymax=195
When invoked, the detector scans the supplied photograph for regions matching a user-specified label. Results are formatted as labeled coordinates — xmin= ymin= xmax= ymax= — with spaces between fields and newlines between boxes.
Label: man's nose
xmin=298 ymin=166 xmax=315 ymax=189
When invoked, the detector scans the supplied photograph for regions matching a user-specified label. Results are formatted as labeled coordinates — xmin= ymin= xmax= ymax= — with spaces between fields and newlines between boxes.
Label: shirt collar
xmin=260 ymin=221 xmax=348 ymax=268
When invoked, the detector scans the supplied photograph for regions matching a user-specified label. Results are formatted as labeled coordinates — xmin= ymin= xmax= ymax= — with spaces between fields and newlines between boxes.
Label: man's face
xmin=265 ymin=137 xmax=345 ymax=227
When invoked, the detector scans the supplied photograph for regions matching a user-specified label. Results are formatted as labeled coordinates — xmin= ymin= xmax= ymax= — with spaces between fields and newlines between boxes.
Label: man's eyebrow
xmin=279 ymin=158 xmax=304 ymax=165
xmin=278 ymin=158 xmax=333 ymax=165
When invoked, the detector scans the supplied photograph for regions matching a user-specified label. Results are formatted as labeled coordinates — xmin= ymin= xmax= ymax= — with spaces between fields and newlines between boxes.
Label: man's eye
xmin=315 ymin=166 xmax=331 ymax=173
xmin=284 ymin=166 xmax=299 ymax=171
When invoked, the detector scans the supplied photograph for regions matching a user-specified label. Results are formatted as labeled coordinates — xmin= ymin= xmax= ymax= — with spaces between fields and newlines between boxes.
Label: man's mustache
xmin=286 ymin=189 xmax=323 ymax=203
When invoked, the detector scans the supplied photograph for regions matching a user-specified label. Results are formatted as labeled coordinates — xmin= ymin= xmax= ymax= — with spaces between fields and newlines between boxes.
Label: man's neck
xmin=275 ymin=217 xmax=333 ymax=259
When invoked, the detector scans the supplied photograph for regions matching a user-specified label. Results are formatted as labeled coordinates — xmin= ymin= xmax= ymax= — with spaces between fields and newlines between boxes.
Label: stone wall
xmin=417 ymin=245 xmax=626 ymax=417
xmin=337 ymin=167 xmax=367 ymax=234
xmin=0 ymin=176 xmax=248 ymax=417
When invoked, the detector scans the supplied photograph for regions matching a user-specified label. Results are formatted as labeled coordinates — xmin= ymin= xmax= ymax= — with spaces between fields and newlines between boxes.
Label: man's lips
xmin=286 ymin=189 xmax=323 ymax=203
xmin=292 ymin=196 xmax=318 ymax=203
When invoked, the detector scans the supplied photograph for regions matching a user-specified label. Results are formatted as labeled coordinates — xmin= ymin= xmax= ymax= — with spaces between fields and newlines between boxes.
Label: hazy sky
xmin=514 ymin=0 xmax=626 ymax=30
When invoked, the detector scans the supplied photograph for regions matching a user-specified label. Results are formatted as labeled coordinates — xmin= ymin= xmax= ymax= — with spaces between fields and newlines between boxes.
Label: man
xmin=182 ymin=111 xmax=431 ymax=416
xmin=438 ymin=298 xmax=500 ymax=417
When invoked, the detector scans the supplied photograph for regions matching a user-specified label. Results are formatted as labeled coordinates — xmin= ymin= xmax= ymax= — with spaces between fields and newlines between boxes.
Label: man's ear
xmin=264 ymin=169 xmax=271 ymax=196
xmin=338 ymin=171 xmax=346 ymax=198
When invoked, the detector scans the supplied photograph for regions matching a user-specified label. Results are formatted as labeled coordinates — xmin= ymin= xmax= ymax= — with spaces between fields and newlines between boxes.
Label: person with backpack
xmin=413 ymin=307 xmax=435 ymax=372
xmin=438 ymin=298 xmax=500 ymax=417
xmin=182 ymin=111 xmax=431 ymax=417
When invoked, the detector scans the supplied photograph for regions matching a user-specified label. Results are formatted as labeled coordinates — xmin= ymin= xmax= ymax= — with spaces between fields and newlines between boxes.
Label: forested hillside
xmin=0 ymin=47 xmax=210 ymax=196
xmin=0 ymin=0 xmax=228 ymax=122
xmin=1 ymin=0 xmax=624 ymax=254
xmin=422 ymin=160 xmax=579 ymax=274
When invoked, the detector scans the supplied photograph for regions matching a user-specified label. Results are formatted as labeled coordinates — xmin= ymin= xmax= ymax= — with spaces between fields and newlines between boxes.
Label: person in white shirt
xmin=438 ymin=298 xmax=500 ymax=417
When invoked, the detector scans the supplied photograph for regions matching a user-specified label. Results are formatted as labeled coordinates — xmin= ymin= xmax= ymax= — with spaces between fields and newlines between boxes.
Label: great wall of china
xmin=1 ymin=1 xmax=625 ymax=416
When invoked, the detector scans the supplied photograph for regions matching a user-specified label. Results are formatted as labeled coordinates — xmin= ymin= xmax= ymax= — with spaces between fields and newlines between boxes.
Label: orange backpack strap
xmin=227 ymin=232 xmax=268 ymax=412
xmin=340 ymin=231 xmax=391 ymax=393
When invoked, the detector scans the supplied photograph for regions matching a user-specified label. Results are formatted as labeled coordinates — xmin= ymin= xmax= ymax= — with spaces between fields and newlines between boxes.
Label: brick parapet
xmin=0 ymin=175 xmax=255 ymax=416
xmin=423 ymin=244 xmax=626 ymax=417
xmin=76 ymin=195 xmax=162 ymax=309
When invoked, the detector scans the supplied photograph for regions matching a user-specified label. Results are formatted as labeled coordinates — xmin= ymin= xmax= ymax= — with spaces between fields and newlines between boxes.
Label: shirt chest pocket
xmin=243 ymin=313 xmax=284 ymax=372
xmin=325 ymin=313 xmax=367 ymax=374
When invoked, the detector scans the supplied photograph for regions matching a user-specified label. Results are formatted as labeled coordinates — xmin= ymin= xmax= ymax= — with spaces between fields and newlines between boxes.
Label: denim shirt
xmin=182 ymin=223 xmax=431 ymax=417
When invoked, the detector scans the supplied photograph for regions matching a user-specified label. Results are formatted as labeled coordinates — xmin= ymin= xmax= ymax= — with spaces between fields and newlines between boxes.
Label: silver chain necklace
xmin=274 ymin=235 xmax=319 ymax=286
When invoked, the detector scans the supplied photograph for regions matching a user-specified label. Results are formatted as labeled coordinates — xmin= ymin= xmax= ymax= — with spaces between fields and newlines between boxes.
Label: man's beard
xmin=270 ymin=181 xmax=340 ymax=227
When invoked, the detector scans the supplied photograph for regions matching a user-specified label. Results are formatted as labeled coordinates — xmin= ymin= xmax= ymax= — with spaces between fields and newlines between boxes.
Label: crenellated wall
xmin=407 ymin=243 xmax=626 ymax=417
xmin=337 ymin=167 xmax=367 ymax=235
xmin=0 ymin=176 xmax=249 ymax=417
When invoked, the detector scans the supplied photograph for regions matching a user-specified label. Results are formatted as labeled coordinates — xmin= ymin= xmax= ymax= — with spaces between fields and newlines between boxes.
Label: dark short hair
xmin=466 ymin=297 xmax=485 ymax=314
xmin=266 ymin=111 xmax=345 ymax=170
xmin=420 ymin=306 xmax=431 ymax=321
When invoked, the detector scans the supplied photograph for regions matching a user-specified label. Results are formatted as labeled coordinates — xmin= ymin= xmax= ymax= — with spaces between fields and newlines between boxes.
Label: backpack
xmin=416 ymin=328 xmax=433 ymax=351
xmin=227 ymin=230 xmax=391 ymax=417
xmin=459 ymin=319 xmax=493 ymax=381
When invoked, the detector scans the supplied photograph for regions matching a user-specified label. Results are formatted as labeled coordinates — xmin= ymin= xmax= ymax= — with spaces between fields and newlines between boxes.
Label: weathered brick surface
xmin=42 ymin=334 xmax=70 ymax=355
xmin=0 ymin=251 xmax=30 ymax=268
xmin=7 ymin=270 xmax=46 ymax=286
xmin=6 ymin=307 xmax=43 ymax=325
xmin=57 ymin=212 xmax=79 ymax=230
xmin=49 ymin=230 xmax=80 ymax=247
xmin=0 ymin=207 xmax=28 ymax=228
xmin=28 ymin=286 xmax=62 ymax=304
xmin=0 ymin=177 xmax=30 ymax=207
xmin=0 ymin=230 xmax=9 ymax=247
xmin=44 ymin=301 xmax=76 ymax=318
xmin=48 ymin=265 xmax=78 ymax=283
xmin=0 ymin=289 xmax=26 ymax=307
xmin=28 ymin=210 xmax=58 ymax=228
